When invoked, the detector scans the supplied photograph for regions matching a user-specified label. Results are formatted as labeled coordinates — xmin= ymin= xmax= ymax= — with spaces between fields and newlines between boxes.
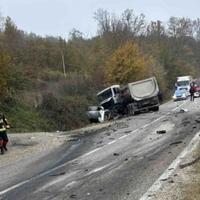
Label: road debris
xmin=68 ymin=138 xmax=79 ymax=142
xmin=125 ymin=130 xmax=132 ymax=133
xmin=170 ymin=141 xmax=183 ymax=146
xmin=156 ymin=130 xmax=166 ymax=134
xmin=180 ymin=108 xmax=188 ymax=113
xmin=70 ymin=194 xmax=77 ymax=198
xmin=160 ymin=178 xmax=168 ymax=181
xmin=168 ymin=179 xmax=174 ymax=184
xmin=182 ymin=120 xmax=191 ymax=126
xmin=105 ymin=132 xmax=111 ymax=136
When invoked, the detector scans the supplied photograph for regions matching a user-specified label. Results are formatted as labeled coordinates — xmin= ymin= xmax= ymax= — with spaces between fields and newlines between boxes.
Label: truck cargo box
xmin=128 ymin=77 xmax=159 ymax=101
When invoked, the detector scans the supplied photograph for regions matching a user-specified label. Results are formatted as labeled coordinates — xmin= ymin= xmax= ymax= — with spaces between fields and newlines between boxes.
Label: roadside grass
xmin=5 ymin=102 xmax=52 ymax=133
xmin=183 ymin=145 xmax=200 ymax=200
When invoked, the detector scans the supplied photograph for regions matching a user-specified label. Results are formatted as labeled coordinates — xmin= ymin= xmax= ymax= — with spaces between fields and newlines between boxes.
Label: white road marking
xmin=108 ymin=140 xmax=117 ymax=145
xmin=131 ymin=129 xmax=139 ymax=133
xmin=0 ymin=180 xmax=30 ymax=195
xmin=84 ymin=147 xmax=102 ymax=156
xmin=87 ymin=164 xmax=109 ymax=175
xmin=0 ymin=160 xmax=78 ymax=196
xmin=172 ymin=100 xmax=187 ymax=111
xmin=0 ymin=100 xmax=189 ymax=196
xmin=137 ymin=101 xmax=187 ymax=133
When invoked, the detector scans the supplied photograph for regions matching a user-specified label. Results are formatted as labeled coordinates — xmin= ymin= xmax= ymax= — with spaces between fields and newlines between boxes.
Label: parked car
xmin=173 ymin=87 xmax=188 ymax=101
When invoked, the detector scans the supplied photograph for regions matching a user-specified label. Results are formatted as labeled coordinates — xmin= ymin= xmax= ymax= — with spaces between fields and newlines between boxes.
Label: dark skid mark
xmin=49 ymin=172 xmax=66 ymax=176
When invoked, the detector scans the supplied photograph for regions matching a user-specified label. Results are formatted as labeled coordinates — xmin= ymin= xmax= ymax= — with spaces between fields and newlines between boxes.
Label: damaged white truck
xmin=87 ymin=77 xmax=160 ymax=123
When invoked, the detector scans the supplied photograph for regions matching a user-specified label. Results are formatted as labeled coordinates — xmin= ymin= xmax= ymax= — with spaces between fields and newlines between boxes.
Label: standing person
xmin=189 ymin=83 xmax=195 ymax=101
xmin=0 ymin=112 xmax=10 ymax=155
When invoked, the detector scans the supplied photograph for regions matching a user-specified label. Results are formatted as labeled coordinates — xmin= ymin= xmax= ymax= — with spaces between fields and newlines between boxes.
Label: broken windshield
xmin=97 ymin=89 xmax=113 ymax=103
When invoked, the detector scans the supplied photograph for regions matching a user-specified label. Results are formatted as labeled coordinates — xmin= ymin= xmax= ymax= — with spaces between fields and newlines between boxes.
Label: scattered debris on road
xmin=125 ymin=130 xmax=132 ymax=133
xmin=160 ymin=178 xmax=168 ymax=181
xmin=180 ymin=108 xmax=188 ymax=113
xmin=195 ymin=119 xmax=200 ymax=123
xmin=156 ymin=130 xmax=167 ymax=134
xmin=170 ymin=141 xmax=183 ymax=146
xmin=70 ymin=194 xmax=77 ymax=198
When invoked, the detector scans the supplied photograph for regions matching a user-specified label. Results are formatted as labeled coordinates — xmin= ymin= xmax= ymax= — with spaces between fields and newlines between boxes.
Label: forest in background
xmin=0 ymin=9 xmax=200 ymax=132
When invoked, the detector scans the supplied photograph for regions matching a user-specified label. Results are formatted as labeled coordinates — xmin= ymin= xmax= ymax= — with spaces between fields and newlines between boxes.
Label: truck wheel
xmin=89 ymin=119 xmax=98 ymax=123
xmin=130 ymin=109 xmax=135 ymax=116
xmin=152 ymin=106 xmax=159 ymax=112
xmin=127 ymin=104 xmax=136 ymax=116
xmin=104 ymin=113 xmax=111 ymax=121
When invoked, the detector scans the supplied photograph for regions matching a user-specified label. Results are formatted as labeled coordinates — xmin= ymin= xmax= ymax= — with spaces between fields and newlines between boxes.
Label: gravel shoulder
xmin=0 ymin=122 xmax=112 ymax=168
xmin=0 ymin=132 xmax=67 ymax=167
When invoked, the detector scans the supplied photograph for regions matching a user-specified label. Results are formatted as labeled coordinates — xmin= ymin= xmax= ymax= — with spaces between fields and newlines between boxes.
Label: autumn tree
xmin=106 ymin=41 xmax=147 ymax=84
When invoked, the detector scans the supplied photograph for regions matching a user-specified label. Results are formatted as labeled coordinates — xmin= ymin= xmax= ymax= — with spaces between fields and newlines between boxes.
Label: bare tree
xmin=94 ymin=9 xmax=111 ymax=36
xmin=193 ymin=18 xmax=200 ymax=40
xmin=122 ymin=9 xmax=146 ymax=36
xmin=147 ymin=20 xmax=165 ymax=37
xmin=168 ymin=17 xmax=193 ymax=38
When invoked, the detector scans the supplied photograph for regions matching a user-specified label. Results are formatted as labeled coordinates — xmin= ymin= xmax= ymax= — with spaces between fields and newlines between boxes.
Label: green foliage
xmin=0 ymin=52 xmax=10 ymax=98
xmin=39 ymin=69 xmax=65 ymax=82
xmin=39 ymin=93 xmax=89 ymax=131
xmin=0 ymin=98 xmax=49 ymax=132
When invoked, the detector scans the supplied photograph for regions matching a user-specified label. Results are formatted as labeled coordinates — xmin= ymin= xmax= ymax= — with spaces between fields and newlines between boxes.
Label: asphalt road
xmin=1 ymin=98 xmax=200 ymax=200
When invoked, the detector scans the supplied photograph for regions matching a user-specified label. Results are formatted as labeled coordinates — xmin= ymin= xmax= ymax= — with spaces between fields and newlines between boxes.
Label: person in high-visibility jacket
xmin=0 ymin=113 xmax=10 ymax=155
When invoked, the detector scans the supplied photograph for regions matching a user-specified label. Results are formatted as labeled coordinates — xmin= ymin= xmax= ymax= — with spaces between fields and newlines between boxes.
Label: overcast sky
xmin=0 ymin=0 xmax=200 ymax=39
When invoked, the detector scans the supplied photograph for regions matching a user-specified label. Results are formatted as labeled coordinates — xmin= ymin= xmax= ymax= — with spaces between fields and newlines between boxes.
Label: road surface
xmin=1 ymin=98 xmax=200 ymax=200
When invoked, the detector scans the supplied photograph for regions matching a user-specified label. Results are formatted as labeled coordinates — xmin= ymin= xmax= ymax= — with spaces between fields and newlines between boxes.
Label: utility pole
xmin=61 ymin=50 xmax=66 ymax=78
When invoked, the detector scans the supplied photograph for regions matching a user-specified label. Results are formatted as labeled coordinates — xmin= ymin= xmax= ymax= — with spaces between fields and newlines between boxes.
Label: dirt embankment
xmin=0 ymin=122 xmax=112 ymax=167
xmin=0 ymin=132 xmax=69 ymax=167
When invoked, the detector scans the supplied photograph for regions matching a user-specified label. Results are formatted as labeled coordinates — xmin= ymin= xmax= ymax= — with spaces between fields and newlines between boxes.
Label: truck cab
xmin=176 ymin=76 xmax=192 ymax=96
xmin=97 ymin=85 xmax=120 ymax=109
